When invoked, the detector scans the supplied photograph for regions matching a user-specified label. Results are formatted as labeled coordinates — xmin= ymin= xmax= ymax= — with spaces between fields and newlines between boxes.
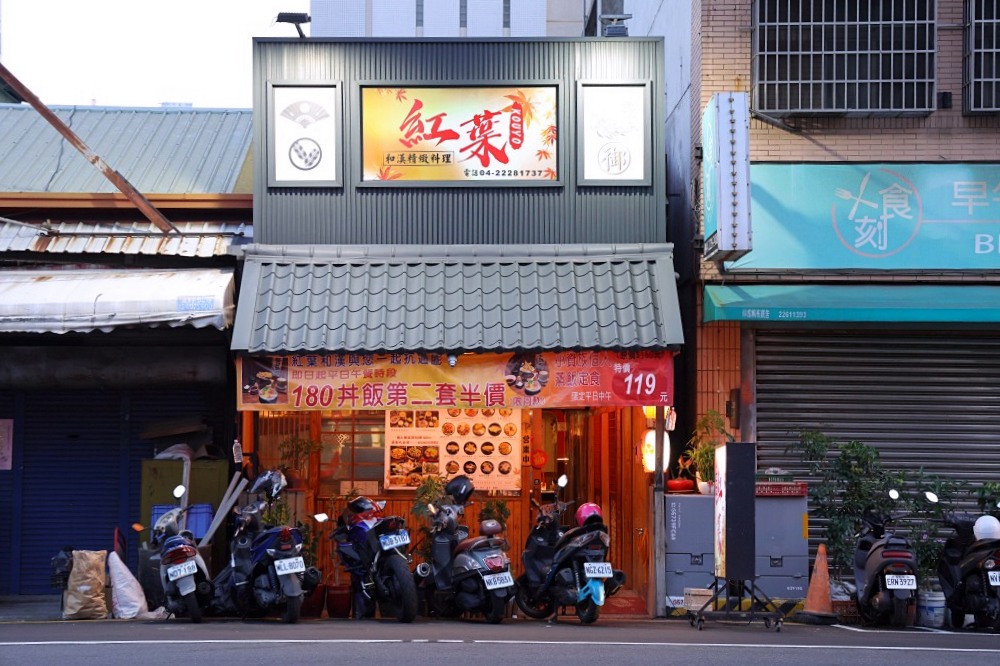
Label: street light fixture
xmin=276 ymin=12 xmax=311 ymax=38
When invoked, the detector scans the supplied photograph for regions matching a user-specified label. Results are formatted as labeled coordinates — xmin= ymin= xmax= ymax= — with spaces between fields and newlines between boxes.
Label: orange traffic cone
xmin=795 ymin=543 xmax=839 ymax=624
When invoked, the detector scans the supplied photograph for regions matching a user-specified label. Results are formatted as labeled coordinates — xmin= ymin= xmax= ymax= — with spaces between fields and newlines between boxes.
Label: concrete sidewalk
xmin=0 ymin=595 xmax=64 ymax=622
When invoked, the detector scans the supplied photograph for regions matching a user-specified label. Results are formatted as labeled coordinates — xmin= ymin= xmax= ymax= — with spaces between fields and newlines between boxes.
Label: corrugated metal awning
xmin=231 ymin=244 xmax=684 ymax=353
xmin=0 ymin=219 xmax=251 ymax=257
xmin=704 ymin=284 xmax=1000 ymax=323
xmin=0 ymin=268 xmax=235 ymax=333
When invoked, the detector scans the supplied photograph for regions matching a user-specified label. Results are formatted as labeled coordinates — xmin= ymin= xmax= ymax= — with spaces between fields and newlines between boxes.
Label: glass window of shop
xmin=254 ymin=410 xmax=386 ymax=497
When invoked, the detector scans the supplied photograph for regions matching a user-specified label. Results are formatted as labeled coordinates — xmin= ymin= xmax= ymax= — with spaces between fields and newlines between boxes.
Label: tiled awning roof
xmin=232 ymin=244 xmax=683 ymax=354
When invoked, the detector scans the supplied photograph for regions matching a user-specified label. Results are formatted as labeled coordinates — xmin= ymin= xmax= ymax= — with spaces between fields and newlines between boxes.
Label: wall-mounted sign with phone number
xmin=237 ymin=350 xmax=674 ymax=412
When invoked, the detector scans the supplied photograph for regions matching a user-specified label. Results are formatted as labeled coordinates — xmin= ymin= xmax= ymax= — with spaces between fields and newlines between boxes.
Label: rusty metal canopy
xmin=0 ymin=268 xmax=235 ymax=333
xmin=231 ymin=243 xmax=684 ymax=354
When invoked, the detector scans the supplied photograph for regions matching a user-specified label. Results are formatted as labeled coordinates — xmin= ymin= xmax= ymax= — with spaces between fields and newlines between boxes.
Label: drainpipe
xmin=0 ymin=61 xmax=178 ymax=234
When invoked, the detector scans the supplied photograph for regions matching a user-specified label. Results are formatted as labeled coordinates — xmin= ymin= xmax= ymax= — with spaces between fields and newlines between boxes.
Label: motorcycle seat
xmin=454 ymin=535 xmax=503 ymax=553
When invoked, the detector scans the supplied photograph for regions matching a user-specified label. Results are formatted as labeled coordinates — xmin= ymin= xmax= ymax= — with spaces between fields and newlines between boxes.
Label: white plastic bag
xmin=107 ymin=551 xmax=148 ymax=619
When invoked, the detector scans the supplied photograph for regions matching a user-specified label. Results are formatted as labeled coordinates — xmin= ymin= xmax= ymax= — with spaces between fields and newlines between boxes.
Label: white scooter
xmin=148 ymin=485 xmax=213 ymax=622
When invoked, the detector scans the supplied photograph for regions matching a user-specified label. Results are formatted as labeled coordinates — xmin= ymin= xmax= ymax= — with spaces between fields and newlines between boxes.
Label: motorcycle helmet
xmin=974 ymin=515 xmax=1000 ymax=540
xmin=445 ymin=475 xmax=474 ymax=505
xmin=575 ymin=502 xmax=604 ymax=527
xmin=250 ymin=469 xmax=287 ymax=502
xmin=345 ymin=495 xmax=380 ymax=525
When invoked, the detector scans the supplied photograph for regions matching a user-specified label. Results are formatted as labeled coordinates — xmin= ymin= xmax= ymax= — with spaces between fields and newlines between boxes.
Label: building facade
xmin=234 ymin=35 xmax=683 ymax=616
xmin=640 ymin=0 xmax=1000 ymax=540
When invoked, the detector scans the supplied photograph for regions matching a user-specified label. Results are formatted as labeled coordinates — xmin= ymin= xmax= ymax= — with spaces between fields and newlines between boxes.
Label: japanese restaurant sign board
xmin=237 ymin=350 xmax=673 ymax=412
xmin=360 ymin=86 xmax=559 ymax=184
xmin=384 ymin=408 xmax=522 ymax=491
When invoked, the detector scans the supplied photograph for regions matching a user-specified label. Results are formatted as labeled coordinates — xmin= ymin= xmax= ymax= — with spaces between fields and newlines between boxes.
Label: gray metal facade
xmin=252 ymin=38 xmax=666 ymax=247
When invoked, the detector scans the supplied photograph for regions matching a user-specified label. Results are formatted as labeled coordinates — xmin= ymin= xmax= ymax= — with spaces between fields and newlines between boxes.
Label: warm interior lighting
xmin=642 ymin=405 xmax=657 ymax=420
xmin=642 ymin=429 xmax=670 ymax=472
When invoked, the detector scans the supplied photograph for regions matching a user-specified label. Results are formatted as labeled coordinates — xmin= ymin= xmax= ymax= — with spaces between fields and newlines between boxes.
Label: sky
xmin=0 ymin=0 xmax=311 ymax=109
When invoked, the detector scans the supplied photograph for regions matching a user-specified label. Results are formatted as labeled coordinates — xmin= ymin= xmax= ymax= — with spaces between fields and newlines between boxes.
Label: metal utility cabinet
xmin=664 ymin=493 xmax=808 ymax=609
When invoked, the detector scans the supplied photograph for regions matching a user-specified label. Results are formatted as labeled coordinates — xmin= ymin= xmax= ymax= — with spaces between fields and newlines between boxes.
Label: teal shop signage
xmin=729 ymin=163 xmax=1000 ymax=270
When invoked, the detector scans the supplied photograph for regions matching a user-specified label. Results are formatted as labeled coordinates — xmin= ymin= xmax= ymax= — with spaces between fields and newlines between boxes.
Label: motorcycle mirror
xmin=313 ymin=513 xmax=329 ymax=523
xmin=888 ymin=489 xmax=900 ymax=500
xmin=131 ymin=522 xmax=146 ymax=533
xmin=557 ymin=475 xmax=568 ymax=488
xmin=924 ymin=491 xmax=939 ymax=503
xmin=172 ymin=484 xmax=186 ymax=499
xmin=376 ymin=500 xmax=387 ymax=511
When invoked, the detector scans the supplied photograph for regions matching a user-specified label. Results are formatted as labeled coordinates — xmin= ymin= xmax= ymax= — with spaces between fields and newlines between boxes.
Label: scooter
xmin=147 ymin=484 xmax=213 ymax=622
xmin=212 ymin=470 xmax=321 ymax=623
xmin=926 ymin=492 xmax=1000 ymax=630
xmin=514 ymin=475 xmax=625 ymax=624
xmin=852 ymin=489 xmax=918 ymax=627
xmin=329 ymin=495 xmax=418 ymax=622
xmin=414 ymin=475 xmax=515 ymax=623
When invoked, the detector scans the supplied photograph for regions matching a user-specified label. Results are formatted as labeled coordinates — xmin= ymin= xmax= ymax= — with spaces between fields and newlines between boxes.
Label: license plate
xmin=885 ymin=574 xmax=916 ymax=590
xmin=584 ymin=562 xmax=613 ymax=578
xmin=274 ymin=556 xmax=305 ymax=575
xmin=167 ymin=559 xmax=198 ymax=582
xmin=482 ymin=571 xmax=514 ymax=590
xmin=989 ymin=571 xmax=1000 ymax=586
xmin=379 ymin=529 xmax=410 ymax=550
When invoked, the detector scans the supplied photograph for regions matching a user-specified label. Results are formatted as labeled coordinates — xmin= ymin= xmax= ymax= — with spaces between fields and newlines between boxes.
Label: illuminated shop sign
xmin=237 ymin=349 xmax=674 ymax=412
xmin=360 ymin=86 xmax=559 ymax=184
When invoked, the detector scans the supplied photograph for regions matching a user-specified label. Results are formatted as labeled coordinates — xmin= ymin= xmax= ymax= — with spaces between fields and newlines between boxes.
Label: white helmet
xmin=973 ymin=515 xmax=1000 ymax=540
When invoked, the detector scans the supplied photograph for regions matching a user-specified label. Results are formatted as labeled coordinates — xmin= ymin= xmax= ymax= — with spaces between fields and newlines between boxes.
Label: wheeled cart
xmin=686 ymin=577 xmax=783 ymax=631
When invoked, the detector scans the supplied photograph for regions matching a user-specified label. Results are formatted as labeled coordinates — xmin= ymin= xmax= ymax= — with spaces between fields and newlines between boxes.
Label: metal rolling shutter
xmin=754 ymin=330 xmax=1000 ymax=501
xmin=20 ymin=389 xmax=123 ymax=594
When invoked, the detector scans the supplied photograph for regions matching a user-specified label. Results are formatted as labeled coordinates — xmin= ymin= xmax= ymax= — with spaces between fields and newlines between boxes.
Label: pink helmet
xmin=575 ymin=502 xmax=603 ymax=527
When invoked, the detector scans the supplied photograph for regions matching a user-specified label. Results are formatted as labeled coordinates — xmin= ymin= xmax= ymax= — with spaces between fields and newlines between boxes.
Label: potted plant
xmin=685 ymin=409 xmax=733 ymax=494
xmin=479 ymin=497 xmax=510 ymax=532
xmin=787 ymin=430 xmax=897 ymax=581
xmin=277 ymin=435 xmax=321 ymax=489
xmin=410 ymin=475 xmax=448 ymax=561
xmin=667 ymin=454 xmax=697 ymax=492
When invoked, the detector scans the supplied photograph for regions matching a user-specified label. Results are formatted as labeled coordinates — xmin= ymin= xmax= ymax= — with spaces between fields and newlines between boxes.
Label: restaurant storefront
xmin=230 ymin=243 xmax=683 ymax=613
xmin=242 ymin=36 xmax=681 ymax=614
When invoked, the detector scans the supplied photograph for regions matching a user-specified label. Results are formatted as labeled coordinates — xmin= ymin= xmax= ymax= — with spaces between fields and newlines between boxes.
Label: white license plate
xmin=989 ymin=571 xmax=1000 ymax=586
xmin=885 ymin=574 xmax=916 ymax=590
xmin=167 ymin=559 xmax=198 ymax=582
xmin=379 ymin=530 xmax=410 ymax=550
xmin=274 ymin=556 xmax=305 ymax=575
xmin=482 ymin=571 xmax=514 ymax=590
xmin=584 ymin=562 xmax=613 ymax=578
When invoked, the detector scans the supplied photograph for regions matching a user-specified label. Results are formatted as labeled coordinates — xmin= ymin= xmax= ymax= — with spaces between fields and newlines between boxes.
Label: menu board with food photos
xmin=384 ymin=408 xmax=522 ymax=491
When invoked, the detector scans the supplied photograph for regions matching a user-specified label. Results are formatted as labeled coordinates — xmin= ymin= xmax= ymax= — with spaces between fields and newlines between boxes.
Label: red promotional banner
xmin=237 ymin=350 xmax=674 ymax=412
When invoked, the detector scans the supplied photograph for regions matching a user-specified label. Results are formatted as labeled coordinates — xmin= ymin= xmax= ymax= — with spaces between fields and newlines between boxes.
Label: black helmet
xmin=348 ymin=496 xmax=375 ymax=515
xmin=445 ymin=475 xmax=474 ymax=505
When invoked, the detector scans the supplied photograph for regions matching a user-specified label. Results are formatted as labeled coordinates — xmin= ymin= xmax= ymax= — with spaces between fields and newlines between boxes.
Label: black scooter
xmin=852 ymin=489 xmax=918 ymax=627
xmin=414 ymin=475 xmax=515 ymax=623
xmin=514 ymin=475 xmax=625 ymax=624
xmin=926 ymin=492 xmax=1000 ymax=630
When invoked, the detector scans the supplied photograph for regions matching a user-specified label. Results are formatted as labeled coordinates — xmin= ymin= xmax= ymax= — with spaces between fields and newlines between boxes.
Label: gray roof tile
xmin=232 ymin=244 xmax=683 ymax=354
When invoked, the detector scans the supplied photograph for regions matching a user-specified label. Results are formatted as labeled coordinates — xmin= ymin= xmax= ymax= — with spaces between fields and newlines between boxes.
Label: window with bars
xmin=752 ymin=0 xmax=937 ymax=116
xmin=965 ymin=0 xmax=1000 ymax=113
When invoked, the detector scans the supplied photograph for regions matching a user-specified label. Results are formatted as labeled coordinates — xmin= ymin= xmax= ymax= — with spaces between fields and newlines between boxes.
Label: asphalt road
xmin=2 ymin=614 xmax=1000 ymax=666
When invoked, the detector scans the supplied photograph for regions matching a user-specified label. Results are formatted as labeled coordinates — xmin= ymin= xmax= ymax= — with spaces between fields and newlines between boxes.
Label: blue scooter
xmin=212 ymin=470 xmax=321 ymax=623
